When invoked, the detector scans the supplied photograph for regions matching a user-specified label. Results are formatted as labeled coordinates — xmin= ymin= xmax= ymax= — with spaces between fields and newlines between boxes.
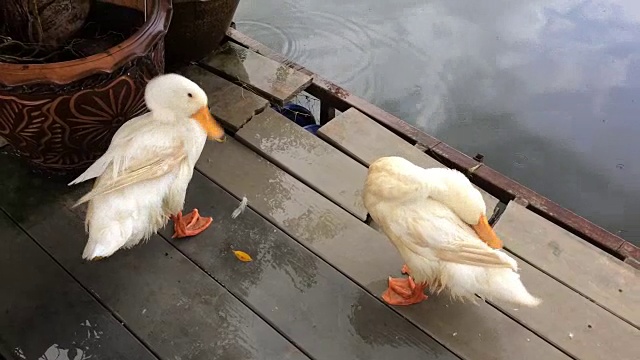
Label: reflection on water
xmin=8 ymin=320 xmax=102 ymax=360
xmin=236 ymin=0 xmax=640 ymax=245
xmin=38 ymin=344 xmax=86 ymax=360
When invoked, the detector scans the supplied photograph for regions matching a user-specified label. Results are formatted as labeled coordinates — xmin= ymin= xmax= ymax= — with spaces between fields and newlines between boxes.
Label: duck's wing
xmin=68 ymin=113 xmax=153 ymax=185
xmin=71 ymin=126 xmax=187 ymax=207
xmin=402 ymin=209 xmax=516 ymax=270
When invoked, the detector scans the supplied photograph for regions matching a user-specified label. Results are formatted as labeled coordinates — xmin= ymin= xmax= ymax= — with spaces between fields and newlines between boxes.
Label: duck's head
xmin=369 ymin=157 xmax=503 ymax=249
xmin=145 ymin=73 xmax=226 ymax=142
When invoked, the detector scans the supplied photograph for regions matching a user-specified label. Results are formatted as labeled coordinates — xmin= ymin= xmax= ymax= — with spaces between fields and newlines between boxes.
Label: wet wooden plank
xmin=179 ymin=65 xmax=269 ymax=131
xmin=159 ymin=173 xmax=459 ymax=360
xmin=369 ymin=205 xmax=640 ymax=359
xmin=335 ymin=115 xmax=640 ymax=358
xmin=369 ymin=204 xmax=640 ymax=359
xmin=492 ymin=252 xmax=639 ymax=360
xmin=200 ymin=41 xmax=313 ymax=106
xmin=318 ymin=108 xmax=499 ymax=211
xmin=318 ymin=108 xmax=441 ymax=167
xmin=0 ymin=212 xmax=157 ymax=360
xmin=0 ymin=155 xmax=308 ymax=360
xmin=236 ymin=107 xmax=368 ymax=220
xmin=495 ymin=202 xmax=640 ymax=328
xmin=196 ymin=137 xmax=569 ymax=360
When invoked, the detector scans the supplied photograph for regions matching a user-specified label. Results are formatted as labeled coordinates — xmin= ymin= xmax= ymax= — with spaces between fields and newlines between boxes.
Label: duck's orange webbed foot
xmin=171 ymin=209 xmax=212 ymax=238
xmin=382 ymin=276 xmax=428 ymax=306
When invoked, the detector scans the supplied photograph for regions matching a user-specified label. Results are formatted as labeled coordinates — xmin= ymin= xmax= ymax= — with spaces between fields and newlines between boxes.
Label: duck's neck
xmin=421 ymin=168 xmax=451 ymax=204
xmin=151 ymin=108 xmax=177 ymax=123
xmin=422 ymin=168 xmax=483 ymax=225
xmin=184 ymin=119 xmax=208 ymax=164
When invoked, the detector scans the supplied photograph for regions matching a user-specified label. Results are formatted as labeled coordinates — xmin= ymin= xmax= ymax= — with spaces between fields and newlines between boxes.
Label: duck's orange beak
xmin=192 ymin=106 xmax=226 ymax=142
xmin=472 ymin=214 xmax=503 ymax=249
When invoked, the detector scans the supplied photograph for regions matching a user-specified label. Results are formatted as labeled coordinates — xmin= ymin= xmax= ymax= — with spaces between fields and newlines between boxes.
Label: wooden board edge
xmin=224 ymin=28 xmax=634 ymax=264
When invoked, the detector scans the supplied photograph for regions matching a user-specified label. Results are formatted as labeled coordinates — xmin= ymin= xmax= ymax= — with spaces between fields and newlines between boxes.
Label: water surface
xmin=236 ymin=0 xmax=640 ymax=246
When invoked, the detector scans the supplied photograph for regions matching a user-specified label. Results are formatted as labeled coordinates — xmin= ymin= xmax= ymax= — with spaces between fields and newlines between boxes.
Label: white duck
xmin=68 ymin=73 xmax=226 ymax=260
xmin=363 ymin=156 xmax=541 ymax=307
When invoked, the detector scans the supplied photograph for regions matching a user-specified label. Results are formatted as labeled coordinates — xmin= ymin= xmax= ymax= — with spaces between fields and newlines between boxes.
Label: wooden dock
xmin=1 ymin=30 xmax=639 ymax=360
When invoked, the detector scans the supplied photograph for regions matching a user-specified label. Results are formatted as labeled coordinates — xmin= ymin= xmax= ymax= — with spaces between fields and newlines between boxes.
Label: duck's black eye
xmin=187 ymin=93 xmax=193 ymax=98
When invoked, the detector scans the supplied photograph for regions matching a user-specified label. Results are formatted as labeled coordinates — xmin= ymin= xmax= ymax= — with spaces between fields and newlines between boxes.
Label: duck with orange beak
xmin=363 ymin=156 xmax=541 ymax=307
xmin=68 ymin=73 xmax=226 ymax=260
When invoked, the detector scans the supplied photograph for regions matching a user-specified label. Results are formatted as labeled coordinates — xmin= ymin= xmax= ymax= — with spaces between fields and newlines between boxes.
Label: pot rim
xmin=0 ymin=0 xmax=173 ymax=87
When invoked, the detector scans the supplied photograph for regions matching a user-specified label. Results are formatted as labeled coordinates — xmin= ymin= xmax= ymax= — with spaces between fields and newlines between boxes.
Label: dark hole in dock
xmin=587 ymin=324 xmax=593 ymax=329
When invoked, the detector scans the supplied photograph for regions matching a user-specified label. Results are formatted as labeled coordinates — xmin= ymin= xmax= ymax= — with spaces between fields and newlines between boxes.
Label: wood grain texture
xmin=201 ymin=41 xmax=313 ymax=106
xmin=327 ymin=111 xmax=640 ymax=358
xmin=158 ymin=172 xmax=459 ymax=360
xmin=225 ymin=27 xmax=635 ymax=263
xmin=0 ymin=212 xmax=157 ymax=360
xmin=495 ymin=202 xmax=640 ymax=328
xmin=317 ymin=108 xmax=499 ymax=211
xmin=237 ymin=107 xmax=368 ymax=220
xmin=196 ymin=137 xmax=570 ymax=360
xmin=0 ymin=154 xmax=309 ymax=360
xmin=490 ymin=253 xmax=640 ymax=360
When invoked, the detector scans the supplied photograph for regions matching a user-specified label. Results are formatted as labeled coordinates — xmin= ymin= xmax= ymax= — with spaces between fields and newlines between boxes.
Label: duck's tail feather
xmin=444 ymin=262 xmax=542 ymax=307
xmin=82 ymin=220 xmax=132 ymax=261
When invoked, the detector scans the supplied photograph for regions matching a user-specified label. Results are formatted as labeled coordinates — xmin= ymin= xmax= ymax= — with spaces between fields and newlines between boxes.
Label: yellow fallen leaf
xmin=233 ymin=250 xmax=252 ymax=262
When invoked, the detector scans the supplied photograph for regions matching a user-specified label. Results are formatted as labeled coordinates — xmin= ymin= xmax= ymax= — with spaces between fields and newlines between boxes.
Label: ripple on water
xmin=513 ymin=152 xmax=529 ymax=168
xmin=237 ymin=7 xmax=440 ymax=127
xmin=233 ymin=20 xmax=292 ymax=56
xmin=237 ymin=11 xmax=380 ymax=99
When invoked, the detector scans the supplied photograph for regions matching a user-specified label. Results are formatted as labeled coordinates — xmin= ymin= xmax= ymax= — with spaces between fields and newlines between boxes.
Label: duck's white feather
xmin=69 ymin=114 xmax=151 ymax=186
xmin=69 ymin=73 xmax=219 ymax=260
xmin=73 ymin=118 xmax=206 ymax=260
xmin=364 ymin=156 xmax=541 ymax=307
xmin=72 ymin=131 xmax=187 ymax=207
xmin=402 ymin=210 xmax=516 ymax=270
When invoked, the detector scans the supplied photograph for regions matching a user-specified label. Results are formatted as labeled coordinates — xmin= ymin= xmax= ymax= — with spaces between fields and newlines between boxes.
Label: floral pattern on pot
xmin=0 ymin=0 xmax=172 ymax=174
xmin=0 ymin=75 xmax=148 ymax=172
xmin=0 ymin=40 xmax=165 ymax=176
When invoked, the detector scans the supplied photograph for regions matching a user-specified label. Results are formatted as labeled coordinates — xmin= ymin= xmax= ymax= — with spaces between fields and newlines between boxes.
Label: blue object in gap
xmin=302 ymin=124 xmax=321 ymax=135
xmin=272 ymin=103 xmax=317 ymax=128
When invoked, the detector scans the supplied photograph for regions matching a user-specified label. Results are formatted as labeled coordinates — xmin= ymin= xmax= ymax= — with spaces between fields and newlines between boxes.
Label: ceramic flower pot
xmin=0 ymin=0 xmax=173 ymax=175
xmin=164 ymin=0 xmax=241 ymax=70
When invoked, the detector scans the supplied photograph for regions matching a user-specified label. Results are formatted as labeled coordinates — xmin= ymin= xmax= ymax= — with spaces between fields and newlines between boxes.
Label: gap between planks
xmin=0 ymin=153 xmax=310 ymax=360
xmin=367 ymin=207 xmax=639 ymax=360
xmin=194 ymin=166 xmax=467 ymax=359
xmin=184 ymin=64 xmax=371 ymax=224
xmin=0 ymin=207 xmax=162 ymax=360
xmin=155 ymin=227 xmax=315 ymax=360
xmin=234 ymin=107 xmax=368 ymax=221
xmin=197 ymin=141 xmax=566 ymax=359
xmin=158 ymin=173 xmax=460 ymax=360
xmin=188 ymin=48 xmax=632 ymax=358
xmin=316 ymin=109 xmax=640 ymax=358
